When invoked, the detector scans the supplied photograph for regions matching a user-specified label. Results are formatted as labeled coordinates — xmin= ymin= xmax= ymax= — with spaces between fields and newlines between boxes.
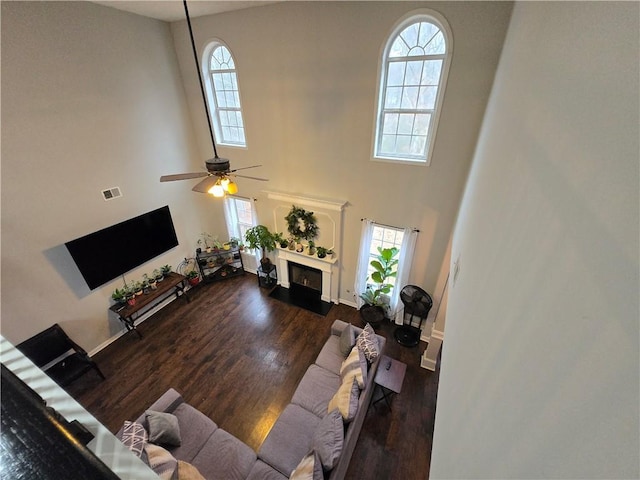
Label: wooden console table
xmin=109 ymin=272 xmax=189 ymax=339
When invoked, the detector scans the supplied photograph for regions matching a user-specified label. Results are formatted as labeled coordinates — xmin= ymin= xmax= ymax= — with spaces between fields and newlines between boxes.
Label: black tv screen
xmin=65 ymin=206 xmax=179 ymax=290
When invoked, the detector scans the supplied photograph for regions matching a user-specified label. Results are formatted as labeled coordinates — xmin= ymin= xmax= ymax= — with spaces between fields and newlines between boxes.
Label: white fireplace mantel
xmin=276 ymin=247 xmax=338 ymax=303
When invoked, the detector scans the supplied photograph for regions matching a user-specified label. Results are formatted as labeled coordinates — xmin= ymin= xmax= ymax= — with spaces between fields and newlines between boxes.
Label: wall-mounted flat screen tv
xmin=65 ymin=206 xmax=179 ymax=290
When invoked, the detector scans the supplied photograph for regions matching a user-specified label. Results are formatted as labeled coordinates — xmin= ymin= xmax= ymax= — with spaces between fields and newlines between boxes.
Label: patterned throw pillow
xmin=145 ymin=443 xmax=178 ymax=480
xmin=118 ymin=421 xmax=148 ymax=458
xmin=356 ymin=323 xmax=380 ymax=362
xmin=177 ymin=460 xmax=206 ymax=480
xmin=340 ymin=345 xmax=367 ymax=389
xmin=290 ymin=451 xmax=324 ymax=480
xmin=327 ymin=377 xmax=359 ymax=423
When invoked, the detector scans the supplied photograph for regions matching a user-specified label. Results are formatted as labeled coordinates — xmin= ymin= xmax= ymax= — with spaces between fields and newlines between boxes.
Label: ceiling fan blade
xmin=192 ymin=176 xmax=219 ymax=193
xmin=229 ymin=164 xmax=262 ymax=173
xmin=232 ymin=174 xmax=269 ymax=182
xmin=160 ymin=172 xmax=208 ymax=182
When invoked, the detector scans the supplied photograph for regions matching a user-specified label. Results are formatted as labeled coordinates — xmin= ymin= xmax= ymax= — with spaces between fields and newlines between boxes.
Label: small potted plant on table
xmin=186 ymin=270 xmax=200 ymax=286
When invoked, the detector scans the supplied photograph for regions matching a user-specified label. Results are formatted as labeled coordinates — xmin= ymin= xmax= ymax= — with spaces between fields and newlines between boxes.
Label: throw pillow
xmin=144 ymin=443 xmax=178 ymax=480
xmin=356 ymin=323 xmax=380 ymax=362
xmin=312 ymin=409 xmax=344 ymax=471
xmin=340 ymin=345 xmax=367 ymax=389
xmin=339 ymin=324 xmax=356 ymax=356
xmin=290 ymin=451 xmax=324 ymax=480
xmin=146 ymin=410 xmax=182 ymax=447
xmin=118 ymin=421 xmax=148 ymax=458
xmin=327 ymin=377 xmax=359 ymax=423
xmin=177 ymin=460 xmax=206 ymax=480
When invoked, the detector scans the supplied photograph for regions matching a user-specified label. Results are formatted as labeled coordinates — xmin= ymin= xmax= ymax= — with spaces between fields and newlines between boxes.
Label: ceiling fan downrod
xmin=183 ymin=0 xmax=219 ymax=160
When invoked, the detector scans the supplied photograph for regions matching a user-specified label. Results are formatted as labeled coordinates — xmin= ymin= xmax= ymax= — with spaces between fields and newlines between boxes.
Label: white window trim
xmin=202 ymin=39 xmax=248 ymax=149
xmin=371 ymin=9 xmax=453 ymax=166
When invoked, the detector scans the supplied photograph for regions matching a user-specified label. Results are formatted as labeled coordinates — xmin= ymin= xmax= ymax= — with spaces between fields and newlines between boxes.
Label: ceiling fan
xmin=160 ymin=0 xmax=267 ymax=197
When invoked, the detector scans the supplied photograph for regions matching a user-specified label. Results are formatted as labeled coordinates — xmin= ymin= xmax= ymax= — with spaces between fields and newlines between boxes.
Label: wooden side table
xmin=373 ymin=355 xmax=407 ymax=409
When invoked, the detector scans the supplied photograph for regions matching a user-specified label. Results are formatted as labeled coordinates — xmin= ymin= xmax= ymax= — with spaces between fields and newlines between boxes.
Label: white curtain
xmin=224 ymin=196 xmax=259 ymax=270
xmin=354 ymin=219 xmax=374 ymax=309
xmin=392 ymin=227 xmax=418 ymax=324
xmin=223 ymin=197 xmax=237 ymax=239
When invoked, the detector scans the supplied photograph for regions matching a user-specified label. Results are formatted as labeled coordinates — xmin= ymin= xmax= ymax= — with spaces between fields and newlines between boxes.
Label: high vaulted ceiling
xmin=91 ymin=1 xmax=280 ymax=22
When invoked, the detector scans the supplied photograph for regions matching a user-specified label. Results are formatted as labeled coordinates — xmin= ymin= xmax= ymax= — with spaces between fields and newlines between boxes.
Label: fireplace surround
xmin=276 ymin=248 xmax=337 ymax=303
xmin=288 ymin=262 xmax=322 ymax=302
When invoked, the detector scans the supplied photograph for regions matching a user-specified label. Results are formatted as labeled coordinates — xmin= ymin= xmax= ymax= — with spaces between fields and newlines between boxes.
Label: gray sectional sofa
xmin=124 ymin=320 xmax=385 ymax=479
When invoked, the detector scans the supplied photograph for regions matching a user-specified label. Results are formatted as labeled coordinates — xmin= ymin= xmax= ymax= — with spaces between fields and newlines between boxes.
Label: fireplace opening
xmin=288 ymin=262 xmax=322 ymax=302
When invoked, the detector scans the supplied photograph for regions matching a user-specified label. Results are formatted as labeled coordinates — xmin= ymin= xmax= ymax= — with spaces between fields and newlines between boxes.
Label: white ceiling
xmin=91 ymin=1 xmax=280 ymax=22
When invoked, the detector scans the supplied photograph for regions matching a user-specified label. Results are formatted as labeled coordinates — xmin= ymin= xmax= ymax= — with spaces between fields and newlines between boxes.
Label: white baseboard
xmin=89 ymin=287 xmax=192 ymax=357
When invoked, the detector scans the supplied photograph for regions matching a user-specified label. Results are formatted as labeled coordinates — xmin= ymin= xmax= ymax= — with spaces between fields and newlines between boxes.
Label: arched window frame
xmin=372 ymin=11 xmax=453 ymax=165
xmin=202 ymin=40 xmax=247 ymax=148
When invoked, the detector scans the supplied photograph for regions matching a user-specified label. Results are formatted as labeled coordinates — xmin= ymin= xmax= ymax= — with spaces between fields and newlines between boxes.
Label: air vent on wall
xmin=101 ymin=187 xmax=122 ymax=201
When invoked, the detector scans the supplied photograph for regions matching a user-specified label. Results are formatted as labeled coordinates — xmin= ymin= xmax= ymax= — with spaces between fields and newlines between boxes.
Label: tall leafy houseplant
xmin=244 ymin=225 xmax=276 ymax=267
xmin=359 ymin=247 xmax=399 ymax=324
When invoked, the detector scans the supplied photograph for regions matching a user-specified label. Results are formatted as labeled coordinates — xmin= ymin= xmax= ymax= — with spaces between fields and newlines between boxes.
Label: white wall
xmin=170 ymin=1 xmax=513 ymax=305
xmin=431 ymin=2 xmax=639 ymax=478
xmin=0 ymin=2 xmax=217 ymax=349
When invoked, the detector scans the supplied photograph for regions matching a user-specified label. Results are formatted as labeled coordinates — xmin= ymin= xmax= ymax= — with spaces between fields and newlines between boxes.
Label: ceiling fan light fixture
xmin=208 ymin=180 xmax=225 ymax=197
xmin=221 ymin=177 xmax=230 ymax=191
xmin=226 ymin=181 xmax=238 ymax=195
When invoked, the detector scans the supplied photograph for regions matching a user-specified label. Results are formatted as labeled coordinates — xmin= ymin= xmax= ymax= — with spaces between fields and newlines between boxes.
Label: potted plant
xmin=316 ymin=246 xmax=328 ymax=259
xmin=244 ymin=225 xmax=276 ymax=268
xmin=273 ymin=232 xmax=288 ymax=249
xmin=143 ymin=273 xmax=157 ymax=292
xmin=186 ymin=270 xmax=200 ymax=286
xmin=153 ymin=268 xmax=164 ymax=282
xmin=359 ymin=247 xmax=399 ymax=325
xmin=307 ymin=240 xmax=316 ymax=256
xmin=229 ymin=237 xmax=241 ymax=249
xmin=133 ymin=281 xmax=144 ymax=296
xmin=197 ymin=232 xmax=214 ymax=253
xmin=161 ymin=264 xmax=172 ymax=276
xmin=111 ymin=287 xmax=126 ymax=305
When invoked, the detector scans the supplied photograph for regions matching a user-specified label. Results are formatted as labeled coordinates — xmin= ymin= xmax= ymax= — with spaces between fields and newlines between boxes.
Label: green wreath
xmin=285 ymin=205 xmax=318 ymax=241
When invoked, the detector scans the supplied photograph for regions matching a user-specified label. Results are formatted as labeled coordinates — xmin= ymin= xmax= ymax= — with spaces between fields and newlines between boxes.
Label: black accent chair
xmin=16 ymin=324 xmax=105 ymax=387
xmin=394 ymin=285 xmax=433 ymax=347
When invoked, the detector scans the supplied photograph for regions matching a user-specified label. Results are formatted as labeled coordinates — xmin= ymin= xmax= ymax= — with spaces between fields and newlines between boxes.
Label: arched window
xmin=373 ymin=13 xmax=452 ymax=164
xmin=203 ymin=42 xmax=246 ymax=147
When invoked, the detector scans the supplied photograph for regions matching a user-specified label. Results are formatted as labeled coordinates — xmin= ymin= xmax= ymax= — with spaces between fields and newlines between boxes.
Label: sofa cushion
xmin=290 ymin=451 xmax=324 ymax=480
xmin=246 ymin=460 xmax=289 ymax=480
xmin=291 ymin=364 xmax=341 ymax=418
xmin=146 ymin=410 xmax=182 ymax=447
xmin=258 ymin=404 xmax=321 ymax=477
xmin=340 ymin=345 xmax=367 ymax=389
xmin=356 ymin=323 xmax=380 ymax=362
xmin=190 ymin=428 xmax=257 ymax=480
xmin=339 ymin=324 xmax=356 ymax=356
xmin=328 ymin=377 xmax=360 ymax=423
xmin=166 ymin=402 xmax=219 ymax=463
xmin=313 ymin=409 xmax=343 ymax=470
xmin=314 ymin=335 xmax=344 ymax=375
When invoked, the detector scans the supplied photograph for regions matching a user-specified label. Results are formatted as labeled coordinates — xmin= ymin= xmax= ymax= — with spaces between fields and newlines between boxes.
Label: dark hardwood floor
xmin=68 ymin=274 xmax=440 ymax=479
